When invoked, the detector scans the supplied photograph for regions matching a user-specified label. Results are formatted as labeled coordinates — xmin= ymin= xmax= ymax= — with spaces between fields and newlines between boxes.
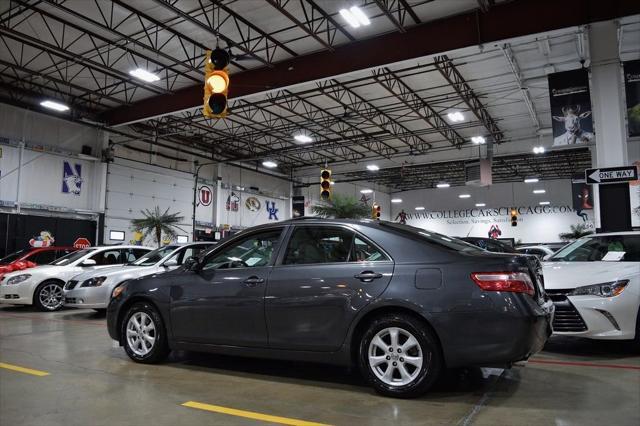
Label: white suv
xmin=0 ymin=245 xmax=152 ymax=311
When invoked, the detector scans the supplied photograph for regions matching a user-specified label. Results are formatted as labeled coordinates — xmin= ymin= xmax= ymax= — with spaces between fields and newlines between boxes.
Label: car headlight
xmin=82 ymin=276 xmax=107 ymax=287
xmin=6 ymin=274 xmax=31 ymax=285
xmin=571 ymin=280 xmax=629 ymax=297
xmin=111 ymin=283 xmax=127 ymax=299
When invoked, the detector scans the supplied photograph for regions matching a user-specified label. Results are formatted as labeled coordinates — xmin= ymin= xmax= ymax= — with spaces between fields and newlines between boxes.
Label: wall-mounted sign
xmin=226 ymin=191 xmax=239 ymax=211
xmin=266 ymin=201 xmax=279 ymax=220
xmin=62 ymin=161 xmax=83 ymax=195
xmin=245 ymin=196 xmax=261 ymax=212
xmin=548 ymin=69 xmax=594 ymax=147
xmin=29 ymin=231 xmax=55 ymax=247
xmin=585 ymin=166 xmax=638 ymax=184
xmin=624 ymin=60 xmax=640 ymax=137
xmin=198 ymin=185 xmax=212 ymax=206
xmin=73 ymin=238 xmax=91 ymax=249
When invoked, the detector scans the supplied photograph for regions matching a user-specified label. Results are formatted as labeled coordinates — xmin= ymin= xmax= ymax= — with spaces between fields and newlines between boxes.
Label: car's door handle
xmin=354 ymin=271 xmax=383 ymax=282
xmin=244 ymin=276 xmax=265 ymax=287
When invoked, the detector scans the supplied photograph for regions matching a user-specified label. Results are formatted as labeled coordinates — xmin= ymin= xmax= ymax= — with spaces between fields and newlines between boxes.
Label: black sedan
xmin=108 ymin=218 xmax=553 ymax=398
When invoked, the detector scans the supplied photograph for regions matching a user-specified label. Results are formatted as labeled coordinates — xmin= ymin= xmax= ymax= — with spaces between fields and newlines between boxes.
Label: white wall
xmin=391 ymin=179 xmax=595 ymax=244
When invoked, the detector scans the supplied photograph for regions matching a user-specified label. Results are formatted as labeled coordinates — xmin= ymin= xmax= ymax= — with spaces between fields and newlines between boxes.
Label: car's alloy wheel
xmin=34 ymin=282 xmax=64 ymax=311
xmin=122 ymin=302 xmax=169 ymax=363
xmin=368 ymin=327 xmax=424 ymax=386
xmin=126 ymin=312 xmax=156 ymax=357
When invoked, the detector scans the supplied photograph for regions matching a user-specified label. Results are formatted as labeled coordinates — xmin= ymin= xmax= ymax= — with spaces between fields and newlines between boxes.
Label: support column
xmin=589 ymin=21 xmax=630 ymax=231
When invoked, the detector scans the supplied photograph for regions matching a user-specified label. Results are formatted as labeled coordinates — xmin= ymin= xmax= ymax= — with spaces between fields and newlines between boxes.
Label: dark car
xmin=458 ymin=237 xmax=518 ymax=254
xmin=108 ymin=219 xmax=552 ymax=398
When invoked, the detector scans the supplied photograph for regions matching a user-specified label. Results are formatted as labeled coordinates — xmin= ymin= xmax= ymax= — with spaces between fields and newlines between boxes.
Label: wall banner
xmin=624 ymin=59 xmax=640 ymax=137
xmin=62 ymin=161 xmax=83 ymax=195
xmin=548 ymin=69 xmax=594 ymax=147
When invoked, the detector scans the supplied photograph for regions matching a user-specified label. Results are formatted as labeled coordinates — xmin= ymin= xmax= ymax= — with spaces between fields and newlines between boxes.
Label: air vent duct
xmin=465 ymin=159 xmax=492 ymax=187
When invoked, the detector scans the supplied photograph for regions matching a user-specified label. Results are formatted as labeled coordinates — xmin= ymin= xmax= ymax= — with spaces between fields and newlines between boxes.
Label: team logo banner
xmin=198 ymin=185 xmax=212 ymax=206
xmin=266 ymin=201 xmax=278 ymax=220
xmin=624 ymin=60 xmax=640 ymax=137
xmin=548 ymin=69 xmax=594 ymax=147
xmin=226 ymin=191 xmax=239 ymax=211
xmin=62 ymin=161 xmax=83 ymax=195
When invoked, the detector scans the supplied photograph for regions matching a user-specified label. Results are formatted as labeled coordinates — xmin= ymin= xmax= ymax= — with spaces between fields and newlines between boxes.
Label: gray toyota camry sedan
xmin=108 ymin=218 xmax=553 ymax=398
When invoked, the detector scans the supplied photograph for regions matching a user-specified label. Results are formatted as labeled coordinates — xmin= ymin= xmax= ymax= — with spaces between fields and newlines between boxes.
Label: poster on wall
xmin=548 ymin=69 xmax=594 ymax=147
xmin=631 ymin=161 xmax=640 ymax=228
xmin=624 ymin=60 xmax=640 ymax=137
xmin=292 ymin=196 xmax=305 ymax=217
xmin=571 ymin=178 xmax=593 ymax=222
xmin=62 ymin=161 xmax=83 ymax=195
xmin=226 ymin=191 xmax=239 ymax=211
xmin=198 ymin=185 xmax=212 ymax=207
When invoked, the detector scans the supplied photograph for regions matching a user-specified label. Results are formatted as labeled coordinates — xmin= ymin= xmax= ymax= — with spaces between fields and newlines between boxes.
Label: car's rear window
xmin=380 ymin=222 xmax=484 ymax=253
xmin=0 ymin=249 xmax=27 ymax=264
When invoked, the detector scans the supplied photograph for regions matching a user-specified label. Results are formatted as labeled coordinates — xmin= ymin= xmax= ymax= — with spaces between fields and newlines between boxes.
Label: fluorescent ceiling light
xmin=366 ymin=164 xmax=380 ymax=171
xmin=360 ymin=189 xmax=373 ymax=194
xmin=539 ymin=201 xmax=551 ymax=205
xmin=436 ymin=183 xmax=450 ymax=188
xmin=415 ymin=206 xmax=425 ymax=211
xmin=330 ymin=181 xmax=335 ymax=185
xmin=459 ymin=194 xmax=471 ymax=199
xmin=471 ymin=136 xmax=486 ymax=144
xmin=262 ymin=160 xmax=277 ymax=168
xmin=129 ymin=68 xmax=160 ymax=82
xmin=524 ymin=178 xmax=539 ymax=183
xmin=391 ymin=198 xmax=402 ymax=203
xmin=40 ymin=100 xmax=69 ymax=112
xmin=339 ymin=8 xmax=361 ymax=28
xmin=533 ymin=189 xmax=546 ymax=194
xmin=532 ymin=146 xmax=546 ymax=154
xmin=349 ymin=6 xmax=370 ymax=25
xmin=447 ymin=111 xmax=464 ymax=122
xmin=293 ymin=133 xmax=313 ymax=143
xmin=475 ymin=203 xmax=486 ymax=207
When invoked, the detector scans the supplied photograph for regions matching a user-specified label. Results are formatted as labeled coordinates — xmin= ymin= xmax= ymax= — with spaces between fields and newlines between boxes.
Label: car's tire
xmin=358 ymin=313 xmax=443 ymax=398
xmin=33 ymin=280 xmax=65 ymax=312
xmin=121 ymin=301 xmax=169 ymax=364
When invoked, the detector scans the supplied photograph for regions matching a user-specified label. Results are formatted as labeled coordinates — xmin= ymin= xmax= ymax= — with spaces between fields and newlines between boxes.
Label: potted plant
xmin=131 ymin=206 xmax=185 ymax=247
xmin=311 ymin=194 xmax=371 ymax=219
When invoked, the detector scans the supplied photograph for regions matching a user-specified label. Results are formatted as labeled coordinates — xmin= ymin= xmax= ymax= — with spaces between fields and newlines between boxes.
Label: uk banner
xmin=62 ymin=161 xmax=83 ymax=195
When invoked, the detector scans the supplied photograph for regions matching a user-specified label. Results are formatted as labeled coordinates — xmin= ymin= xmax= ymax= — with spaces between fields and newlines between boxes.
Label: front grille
xmin=3 ymin=294 xmax=19 ymax=299
xmin=65 ymin=297 xmax=77 ymax=304
xmin=65 ymin=280 xmax=78 ymax=290
xmin=546 ymin=289 xmax=588 ymax=332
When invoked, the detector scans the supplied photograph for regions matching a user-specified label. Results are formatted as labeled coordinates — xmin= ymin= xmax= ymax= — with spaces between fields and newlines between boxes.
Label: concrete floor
xmin=1 ymin=306 xmax=638 ymax=426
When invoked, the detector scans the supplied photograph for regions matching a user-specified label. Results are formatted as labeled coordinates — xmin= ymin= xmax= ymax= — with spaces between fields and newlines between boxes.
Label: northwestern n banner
xmin=548 ymin=69 xmax=594 ymax=147
xmin=624 ymin=60 xmax=640 ymax=137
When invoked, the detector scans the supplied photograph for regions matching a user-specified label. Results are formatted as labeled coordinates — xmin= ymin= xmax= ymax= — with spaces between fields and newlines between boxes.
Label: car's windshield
xmin=0 ymin=249 xmax=27 ymax=264
xmin=382 ymin=223 xmax=484 ymax=253
xmin=550 ymin=235 xmax=640 ymax=262
xmin=132 ymin=246 xmax=178 ymax=266
xmin=52 ymin=249 xmax=96 ymax=265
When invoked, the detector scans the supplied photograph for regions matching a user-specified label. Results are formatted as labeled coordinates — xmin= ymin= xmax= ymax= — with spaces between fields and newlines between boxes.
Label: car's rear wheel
xmin=122 ymin=302 xmax=169 ymax=364
xmin=359 ymin=313 xmax=442 ymax=398
xmin=33 ymin=281 xmax=64 ymax=311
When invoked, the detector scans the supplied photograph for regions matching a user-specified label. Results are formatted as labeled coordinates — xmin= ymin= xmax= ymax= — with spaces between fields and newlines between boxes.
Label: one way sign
xmin=585 ymin=166 xmax=638 ymax=184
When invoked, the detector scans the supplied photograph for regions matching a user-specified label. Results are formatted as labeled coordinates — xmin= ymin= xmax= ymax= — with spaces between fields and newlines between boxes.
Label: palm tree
xmin=559 ymin=223 xmax=593 ymax=242
xmin=312 ymin=194 xmax=371 ymax=219
xmin=131 ymin=206 xmax=185 ymax=247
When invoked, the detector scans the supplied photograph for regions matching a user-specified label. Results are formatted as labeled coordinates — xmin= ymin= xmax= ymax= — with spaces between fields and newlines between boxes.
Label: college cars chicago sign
xmin=585 ymin=166 xmax=638 ymax=184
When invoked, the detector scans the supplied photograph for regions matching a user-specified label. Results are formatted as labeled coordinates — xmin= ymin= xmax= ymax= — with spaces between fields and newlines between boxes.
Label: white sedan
xmin=543 ymin=232 xmax=640 ymax=341
xmin=0 ymin=245 xmax=152 ymax=311
xmin=64 ymin=242 xmax=215 ymax=311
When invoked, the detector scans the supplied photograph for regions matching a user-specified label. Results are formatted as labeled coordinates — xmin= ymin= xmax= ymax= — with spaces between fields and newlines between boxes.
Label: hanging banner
xmin=631 ymin=161 xmax=640 ymax=228
xmin=548 ymin=69 xmax=594 ymax=147
xmin=624 ymin=60 xmax=640 ymax=137
xmin=292 ymin=196 xmax=305 ymax=218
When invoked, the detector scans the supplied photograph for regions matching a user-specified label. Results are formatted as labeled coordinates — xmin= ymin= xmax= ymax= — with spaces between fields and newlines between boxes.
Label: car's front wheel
xmin=359 ymin=313 xmax=442 ymax=398
xmin=122 ymin=302 xmax=169 ymax=363
xmin=33 ymin=281 xmax=64 ymax=311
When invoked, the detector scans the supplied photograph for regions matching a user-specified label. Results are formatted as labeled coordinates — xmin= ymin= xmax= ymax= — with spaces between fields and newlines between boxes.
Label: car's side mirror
xmin=81 ymin=259 xmax=97 ymax=267
xmin=183 ymin=256 xmax=200 ymax=271
xmin=163 ymin=258 xmax=179 ymax=268
xmin=542 ymin=254 xmax=551 ymax=261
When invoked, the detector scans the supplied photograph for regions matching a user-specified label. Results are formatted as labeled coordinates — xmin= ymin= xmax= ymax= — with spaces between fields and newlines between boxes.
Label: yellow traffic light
xmin=320 ymin=169 xmax=332 ymax=201
xmin=203 ymin=48 xmax=230 ymax=118
xmin=510 ymin=208 xmax=518 ymax=227
xmin=372 ymin=203 xmax=381 ymax=220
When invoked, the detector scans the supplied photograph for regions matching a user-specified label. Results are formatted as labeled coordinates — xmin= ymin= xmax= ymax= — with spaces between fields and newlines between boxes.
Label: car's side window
xmin=29 ymin=250 xmax=56 ymax=264
xmin=283 ymin=226 xmax=354 ymax=265
xmin=55 ymin=249 xmax=73 ymax=259
xmin=352 ymin=236 xmax=390 ymax=262
xmin=202 ymin=231 xmax=282 ymax=270
xmin=130 ymin=249 xmax=150 ymax=261
xmin=89 ymin=249 xmax=122 ymax=265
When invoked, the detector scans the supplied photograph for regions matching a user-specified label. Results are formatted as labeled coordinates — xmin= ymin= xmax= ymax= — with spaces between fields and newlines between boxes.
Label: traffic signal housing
xmin=372 ymin=203 xmax=381 ymax=220
xmin=510 ymin=208 xmax=518 ymax=227
xmin=203 ymin=48 xmax=230 ymax=118
xmin=320 ymin=169 xmax=332 ymax=201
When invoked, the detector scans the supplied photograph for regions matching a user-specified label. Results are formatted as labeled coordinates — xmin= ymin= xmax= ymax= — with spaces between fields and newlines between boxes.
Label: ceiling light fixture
xmin=40 ymin=100 xmax=69 ymax=112
xmin=533 ymin=189 xmax=546 ymax=194
xmin=339 ymin=6 xmax=370 ymax=28
xmin=539 ymin=201 xmax=551 ymax=205
xmin=459 ymin=194 xmax=471 ymax=199
xmin=391 ymin=198 xmax=402 ymax=203
xmin=415 ymin=206 xmax=425 ymax=211
xmin=293 ymin=133 xmax=313 ymax=143
xmin=129 ymin=68 xmax=160 ymax=82
xmin=471 ymin=136 xmax=486 ymax=145
xmin=366 ymin=164 xmax=380 ymax=171
xmin=532 ymin=146 xmax=546 ymax=154
xmin=262 ymin=160 xmax=277 ymax=168
xmin=447 ymin=111 xmax=464 ymax=122
xmin=524 ymin=178 xmax=539 ymax=183
xmin=436 ymin=183 xmax=450 ymax=188
xmin=360 ymin=189 xmax=373 ymax=194
xmin=475 ymin=203 xmax=486 ymax=207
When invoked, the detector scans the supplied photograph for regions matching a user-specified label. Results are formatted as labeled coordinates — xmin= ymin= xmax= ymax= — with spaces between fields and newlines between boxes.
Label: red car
xmin=0 ymin=247 xmax=77 ymax=281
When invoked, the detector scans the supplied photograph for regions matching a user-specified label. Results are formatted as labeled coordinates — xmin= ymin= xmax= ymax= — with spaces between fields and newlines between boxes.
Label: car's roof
xmin=584 ymin=231 xmax=640 ymax=237
xmin=27 ymin=246 xmax=77 ymax=251
xmin=90 ymin=245 xmax=154 ymax=249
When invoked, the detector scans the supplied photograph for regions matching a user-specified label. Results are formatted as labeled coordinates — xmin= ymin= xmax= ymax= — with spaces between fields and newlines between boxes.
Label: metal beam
xmin=102 ymin=0 xmax=640 ymax=126
xmin=500 ymin=43 xmax=540 ymax=129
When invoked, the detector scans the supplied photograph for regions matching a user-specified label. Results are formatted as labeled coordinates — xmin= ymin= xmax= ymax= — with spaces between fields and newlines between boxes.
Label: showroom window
xmin=551 ymin=235 xmax=640 ymax=262
xmin=283 ymin=226 xmax=355 ymax=265
xmin=202 ymin=230 xmax=282 ymax=270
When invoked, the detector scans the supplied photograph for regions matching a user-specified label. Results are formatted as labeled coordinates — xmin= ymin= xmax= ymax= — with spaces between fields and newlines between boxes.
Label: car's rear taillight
xmin=470 ymin=271 xmax=535 ymax=296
